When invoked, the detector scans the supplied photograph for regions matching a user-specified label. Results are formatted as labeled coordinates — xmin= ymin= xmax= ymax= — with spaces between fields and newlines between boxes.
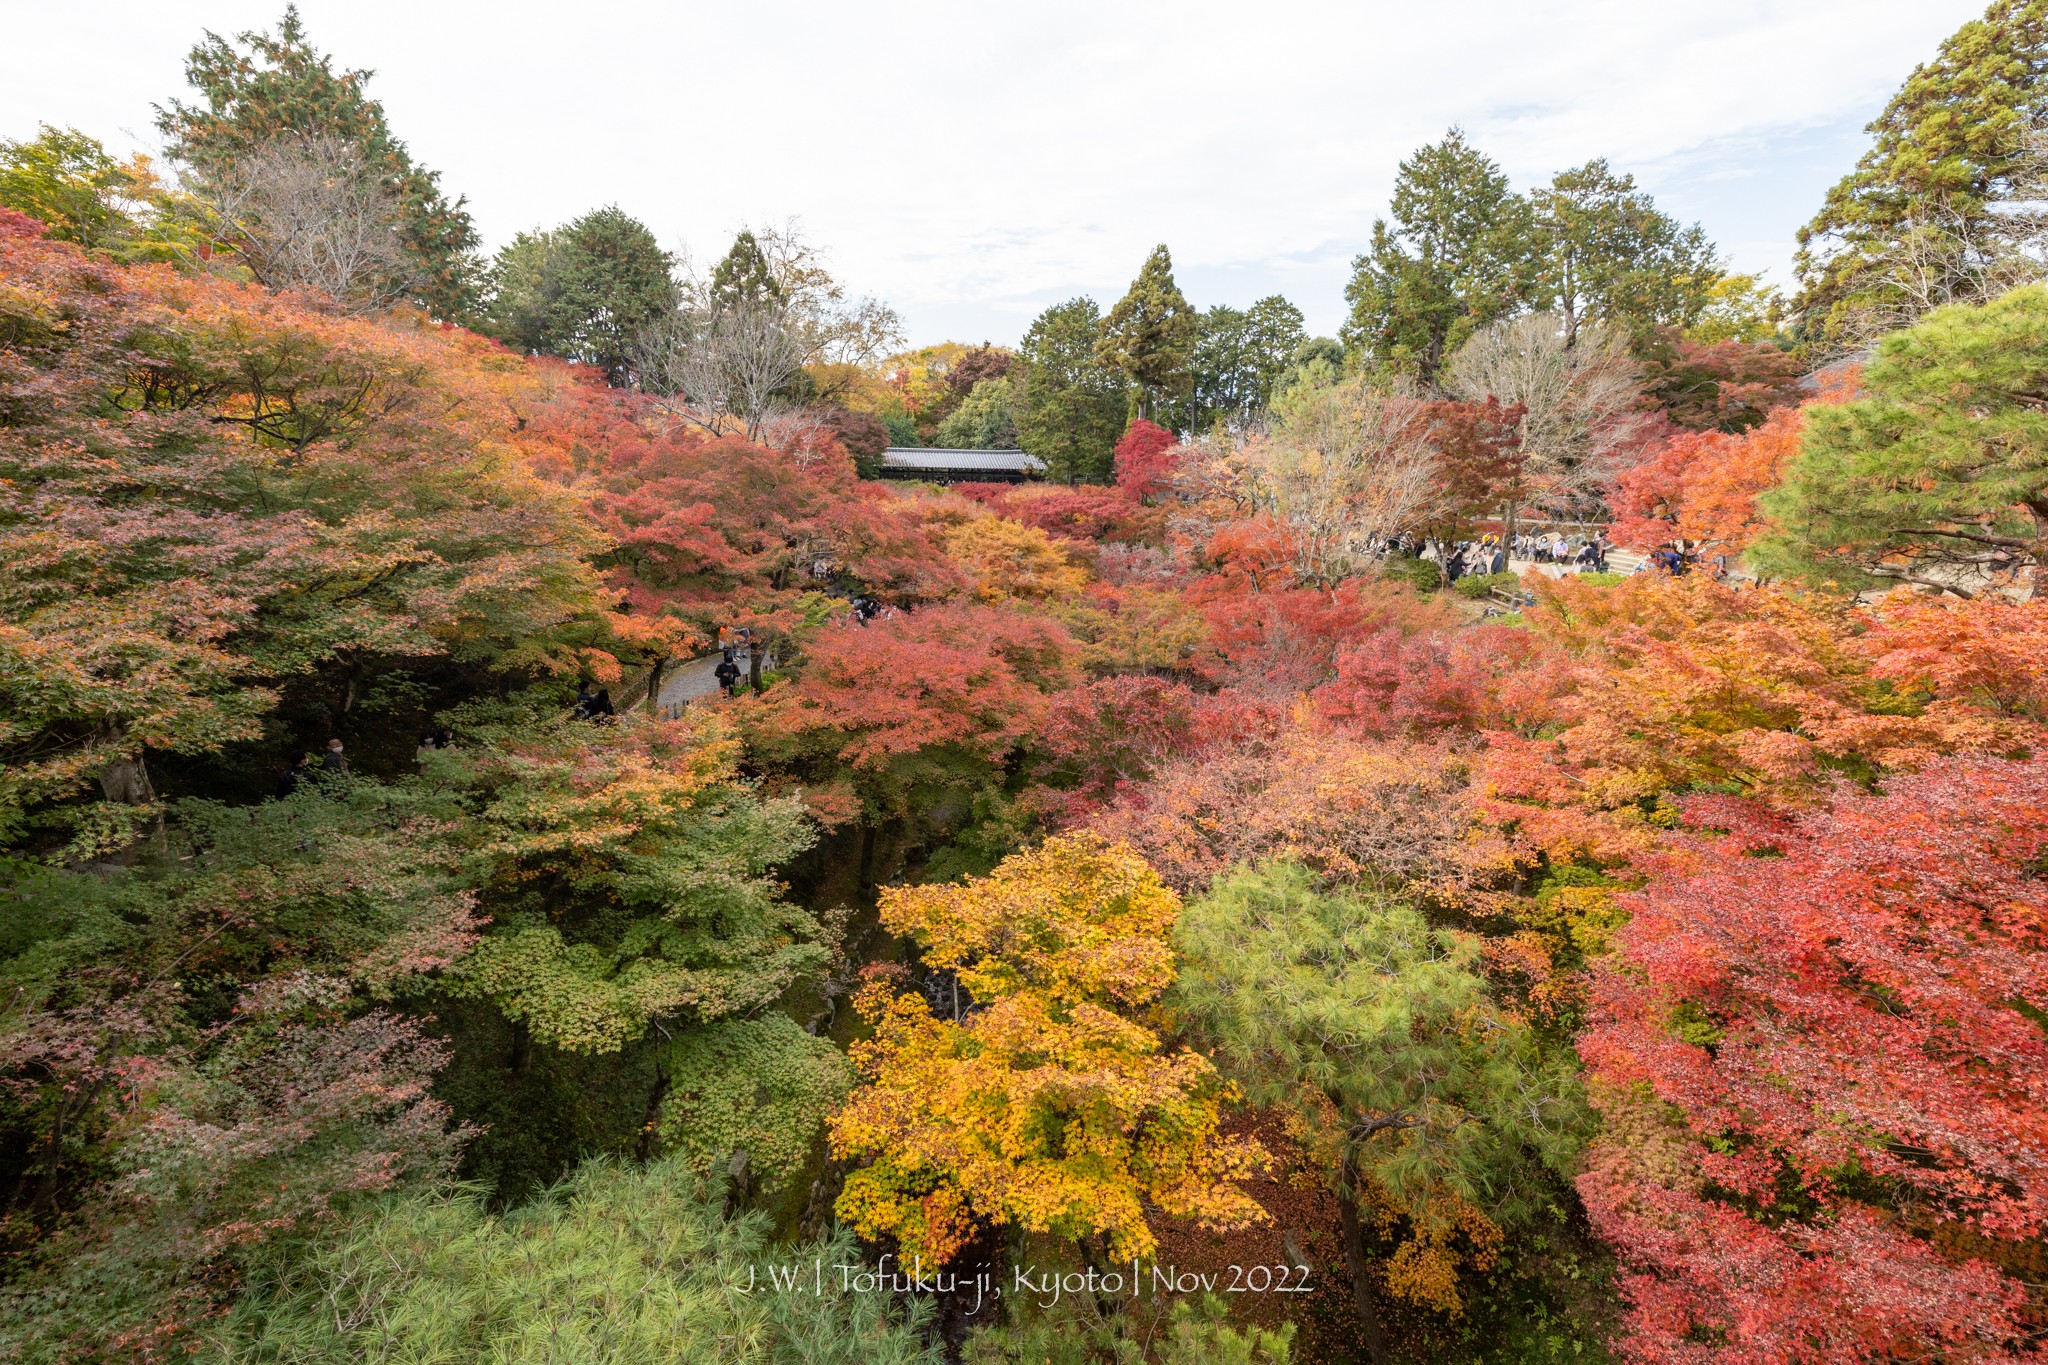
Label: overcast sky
xmin=0 ymin=1 xmax=1982 ymax=345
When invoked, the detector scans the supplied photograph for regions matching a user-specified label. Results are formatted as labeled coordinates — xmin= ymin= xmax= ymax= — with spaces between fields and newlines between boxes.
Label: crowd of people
xmin=1421 ymin=528 xmax=1610 ymax=583
xmin=1518 ymin=530 xmax=1609 ymax=568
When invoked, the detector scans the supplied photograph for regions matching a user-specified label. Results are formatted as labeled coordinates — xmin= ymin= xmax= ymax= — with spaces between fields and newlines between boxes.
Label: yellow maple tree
xmin=941 ymin=515 xmax=1092 ymax=605
xmin=830 ymin=833 xmax=1267 ymax=1263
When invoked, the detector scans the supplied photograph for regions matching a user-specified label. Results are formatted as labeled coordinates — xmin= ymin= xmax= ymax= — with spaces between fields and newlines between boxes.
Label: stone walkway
xmin=652 ymin=649 xmax=771 ymax=713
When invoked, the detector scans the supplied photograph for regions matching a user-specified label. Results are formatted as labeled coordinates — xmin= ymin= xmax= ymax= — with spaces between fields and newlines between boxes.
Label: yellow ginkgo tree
xmin=830 ymin=833 xmax=1267 ymax=1264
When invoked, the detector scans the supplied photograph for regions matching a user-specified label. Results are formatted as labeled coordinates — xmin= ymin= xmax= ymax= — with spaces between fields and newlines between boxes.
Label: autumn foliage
xmin=746 ymin=604 xmax=1077 ymax=775
xmin=1609 ymin=403 xmax=1808 ymax=554
xmin=829 ymin=834 xmax=1268 ymax=1263
xmin=0 ymin=215 xmax=611 ymax=853
xmin=1577 ymin=758 xmax=2048 ymax=1363
xmin=14 ymin=82 xmax=2048 ymax=1361
xmin=1112 ymin=418 xmax=1179 ymax=500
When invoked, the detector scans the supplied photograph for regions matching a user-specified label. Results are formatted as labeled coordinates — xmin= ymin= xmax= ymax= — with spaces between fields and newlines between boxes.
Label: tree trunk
xmin=510 ymin=1019 xmax=533 ymax=1078
xmin=644 ymin=657 xmax=666 ymax=714
xmin=747 ymin=644 xmax=765 ymax=693
xmin=636 ymin=1068 xmax=671 ymax=1161
xmin=1336 ymin=1158 xmax=1390 ymax=1365
xmin=97 ymin=752 xmax=155 ymax=806
xmin=856 ymin=821 xmax=876 ymax=897
xmin=91 ymin=743 xmax=159 ymax=865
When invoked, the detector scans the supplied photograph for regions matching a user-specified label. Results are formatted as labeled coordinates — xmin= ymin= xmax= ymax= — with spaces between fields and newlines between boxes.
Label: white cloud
xmin=0 ymin=0 xmax=1980 ymax=342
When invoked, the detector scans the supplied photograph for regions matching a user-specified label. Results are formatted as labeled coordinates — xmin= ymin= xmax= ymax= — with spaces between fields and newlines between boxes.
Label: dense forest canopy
xmin=3 ymin=5 xmax=2048 ymax=1364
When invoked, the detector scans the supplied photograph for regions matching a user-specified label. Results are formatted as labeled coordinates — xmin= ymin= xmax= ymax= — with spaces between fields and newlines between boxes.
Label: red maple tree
xmin=1113 ymin=419 xmax=1179 ymax=501
xmin=1577 ymin=756 xmax=2048 ymax=1364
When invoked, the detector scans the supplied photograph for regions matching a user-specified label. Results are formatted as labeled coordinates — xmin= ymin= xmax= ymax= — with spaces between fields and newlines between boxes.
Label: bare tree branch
xmin=1446 ymin=313 xmax=1650 ymax=522
xmin=1243 ymin=380 xmax=1448 ymax=583
xmin=185 ymin=135 xmax=417 ymax=312
xmin=640 ymin=223 xmax=904 ymax=440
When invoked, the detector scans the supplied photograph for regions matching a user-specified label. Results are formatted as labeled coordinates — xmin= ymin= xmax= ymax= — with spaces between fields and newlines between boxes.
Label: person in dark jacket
xmin=714 ymin=653 xmax=742 ymax=696
xmin=320 ymin=739 xmax=349 ymax=777
xmin=277 ymin=753 xmax=313 ymax=797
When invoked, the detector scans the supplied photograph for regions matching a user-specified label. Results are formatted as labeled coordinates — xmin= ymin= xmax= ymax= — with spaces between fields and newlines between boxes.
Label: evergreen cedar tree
xmin=1525 ymin=159 xmax=1720 ymax=349
xmin=1095 ymin=244 xmax=1199 ymax=419
xmin=1345 ymin=133 xmax=1725 ymax=388
xmin=1343 ymin=129 xmax=1531 ymax=386
xmin=707 ymin=227 xmax=782 ymax=310
xmin=482 ymin=206 xmax=680 ymax=386
xmin=1795 ymin=0 xmax=2048 ymax=343
xmin=1189 ymin=295 xmax=1309 ymax=427
xmin=1015 ymin=296 xmax=1125 ymax=483
xmin=154 ymin=3 xmax=480 ymax=317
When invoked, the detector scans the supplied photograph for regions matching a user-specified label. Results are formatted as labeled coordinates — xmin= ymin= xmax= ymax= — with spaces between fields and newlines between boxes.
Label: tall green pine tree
xmin=1754 ymin=284 xmax=2048 ymax=594
xmin=1190 ymin=294 xmax=1307 ymax=427
xmin=708 ymin=229 xmax=783 ymax=312
xmin=1174 ymin=862 xmax=1584 ymax=1365
xmin=1529 ymin=159 xmax=1721 ymax=347
xmin=1795 ymin=0 xmax=2048 ymax=345
xmin=484 ymin=207 xmax=678 ymax=388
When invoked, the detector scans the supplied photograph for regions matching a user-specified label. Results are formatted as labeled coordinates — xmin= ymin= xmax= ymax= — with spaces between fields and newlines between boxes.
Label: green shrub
xmin=1381 ymin=556 xmax=1443 ymax=593
xmin=883 ymin=412 xmax=920 ymax=447
xmin=1453 ymin=570 xmax=1523 ymax=599
xmin=964 ymin=1292 xmax=1292 ymax=1364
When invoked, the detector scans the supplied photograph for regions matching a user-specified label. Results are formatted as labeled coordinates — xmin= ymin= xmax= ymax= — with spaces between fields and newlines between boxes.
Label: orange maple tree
xmin=0 ymin=214 xmax=613 ymax=853
xmin=1608 ymin=404 xmax=1808 ymax=555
